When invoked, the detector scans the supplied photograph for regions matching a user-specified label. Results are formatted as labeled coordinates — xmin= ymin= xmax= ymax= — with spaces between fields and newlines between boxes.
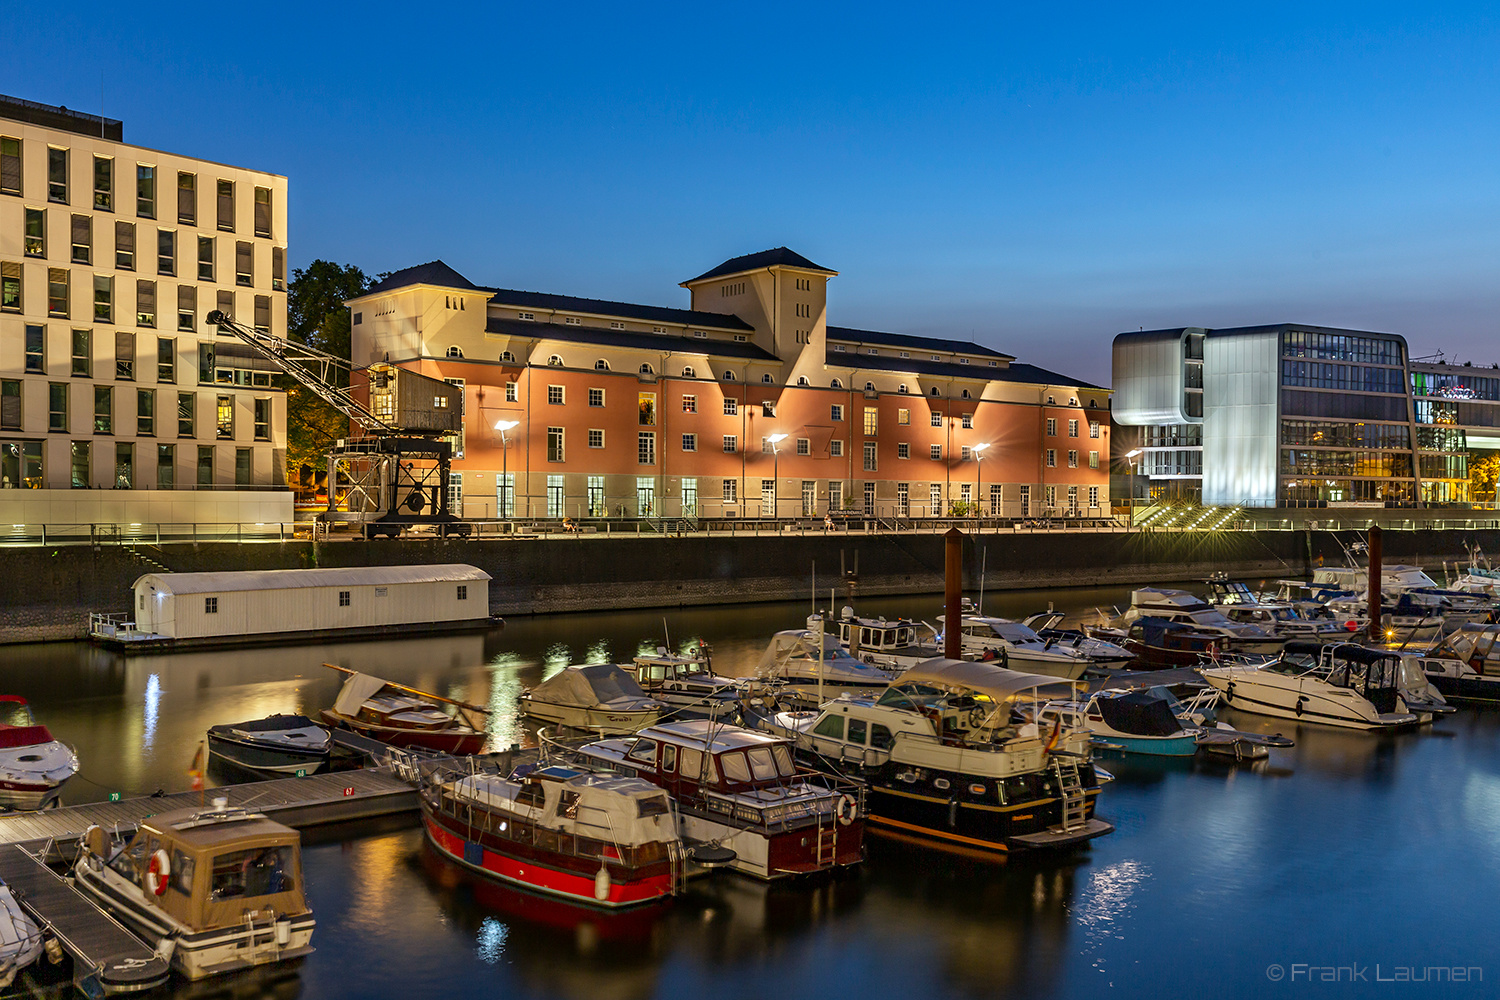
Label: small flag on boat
xmin=188 ymin=741 xmax=205 ymax=791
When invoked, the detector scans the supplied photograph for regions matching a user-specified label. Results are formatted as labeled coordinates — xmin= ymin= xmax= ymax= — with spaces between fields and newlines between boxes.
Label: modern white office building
xmin=0 ymin=95 xmax=291 ymax=529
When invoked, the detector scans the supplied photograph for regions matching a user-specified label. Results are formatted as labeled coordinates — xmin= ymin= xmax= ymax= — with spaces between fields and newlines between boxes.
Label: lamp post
xmin=972 ymin=442 xmax=990 ymax=519
xmin=495 ymin=420 xmax=518 ymax=519
xmin=1125 ymin=448 xmax=1142 ymax=531
xmin=767 ymin=433 xmax=787 ymax=521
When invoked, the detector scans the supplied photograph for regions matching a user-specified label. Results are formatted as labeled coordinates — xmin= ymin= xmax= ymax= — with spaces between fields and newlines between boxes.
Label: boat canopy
xmin=1131 ymin=587 xmax=1212 ymax=612
xmin=896 ymin=658 xmax=1077 ymax=704
xmin=332 ymin=672 xmax=392 ymax=716
xmin=1094 ymin=691 xmax=1185 ymax=737
xmin=530 ymin=664 xmax=652 ymax=708
xmin=756 ymin=630 xmax=862 ymax=674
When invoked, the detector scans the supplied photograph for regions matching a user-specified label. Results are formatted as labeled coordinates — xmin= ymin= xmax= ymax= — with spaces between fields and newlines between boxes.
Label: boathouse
xmin=123 ymin=565 xmax=493 ymax=644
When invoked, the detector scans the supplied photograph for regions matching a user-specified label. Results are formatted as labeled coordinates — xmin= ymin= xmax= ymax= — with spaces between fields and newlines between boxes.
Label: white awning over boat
xmin=332 ymin=672 xmax=391 ymax=716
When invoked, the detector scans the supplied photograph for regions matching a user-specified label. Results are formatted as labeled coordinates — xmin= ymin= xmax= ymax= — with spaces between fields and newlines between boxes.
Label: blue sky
xmin=8 ymin=2 xmax=1500 ymax=386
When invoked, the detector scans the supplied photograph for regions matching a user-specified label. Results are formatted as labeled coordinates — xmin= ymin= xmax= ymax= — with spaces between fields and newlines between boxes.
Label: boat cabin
xmin=630 ymin=651 xmax=715 ymax=685
xmin=835 ymin=608 xmax=921 ymax=656
xmin=1126 ymin=618 xmax=1230 ymax=655
xmin=1277 ymin=641 xmax=1402 ymax=713
xmin=102 ymin=806 xmax=308 ymax=934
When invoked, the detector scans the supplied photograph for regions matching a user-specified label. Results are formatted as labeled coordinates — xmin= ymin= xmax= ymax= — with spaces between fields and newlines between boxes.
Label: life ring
xmin=146 ymin=849 xmax=171 ymax=896
xmin=836 ymin=794 xmax=857 ymax=826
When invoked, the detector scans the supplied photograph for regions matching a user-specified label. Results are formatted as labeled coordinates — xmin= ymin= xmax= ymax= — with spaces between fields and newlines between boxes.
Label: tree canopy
xmin=282 ymin=260 xmax=370 ymax=486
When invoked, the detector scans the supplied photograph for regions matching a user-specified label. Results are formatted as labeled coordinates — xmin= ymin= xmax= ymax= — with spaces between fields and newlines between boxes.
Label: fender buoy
xmin=1295 ymin=697 xmax=1306 ymax=717
xmin=1345 ymin=621 xmax=1359 ymax=632
xmin=147 ymin=848 xmax=171 ymax=896
xmin=836 ymin=794 xmax=857 ymax=826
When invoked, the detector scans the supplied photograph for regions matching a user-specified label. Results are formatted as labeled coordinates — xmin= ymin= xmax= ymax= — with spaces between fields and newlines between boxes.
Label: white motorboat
xmin=0 ymin=883 xmax=42 ymax=988
xmin=938 ymin=613 xmax=1095 ymax=679
xmin=1036 ymin=690 xmax=1201 ymax=756
xmin=628 ymin=647 xmax=743 ymax=719
xmin=1021 ymin=612 xmax=1135 ymax=669
xmin=1200 ymin=641 xmax=1419 ymax=730
xmin=1117 ymin=588 xmax=1288 ymax=656
xmin=1412 ymin=624 xmax=1500 ymax=704
xmin=1201 ymin=577 xmax=1351 ymax=641
xmin=0 ymin=696 xmax=78 ymax=810
xmin=520 ymin=664 xmax=664 ymax=734
xmin=74 ymin=802 xmax=315 ymax=981
xmin=207 ymin=714 xmax=333 ymax=775
xmin=757 ymin=622 xmax=904 ymax=700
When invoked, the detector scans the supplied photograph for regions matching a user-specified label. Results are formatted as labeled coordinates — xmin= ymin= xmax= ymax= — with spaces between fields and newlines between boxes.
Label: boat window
xmin=720 ymin=752 xmax=752 ymax=783
xmin=848 ymin=718 xmax=868 ymax=744
xmin=556 ymin=790 xmax=580 ymax=819
xmin=627 ymin=739 xmax=658 ymax=765
xmin=516 ymin=782 xmax=546 ymax=809
xmin=643 ymin=664 xmax=666 ymax=682
xmin=745 ymin=747 xmax=777 ymax=781
xmin=110 ymin=835 xmax=150 ymax=880
xmin=679 ymin=747 xmax=716 ymax=784
xmin=771 ymin=744 xmax=795 ymax=775
xmin=871 ymin=724 xmax=894 ymax=750
xmin=661 ymin=745 xmax=677 ymax=772
xmin=813 ymin=714 xmax=845 ymax=739
xmin=210 ymin=846 xmax=293 ymax=899
xmin=861 ymin=627 xmax=872 ymax=645
xmin=170 ymin=850 xmax=195 ymax=895
xmin=638 ymin=795 xmax=670 ymax=818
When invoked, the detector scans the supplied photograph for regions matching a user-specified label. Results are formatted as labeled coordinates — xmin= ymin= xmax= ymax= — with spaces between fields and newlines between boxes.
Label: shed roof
xmin=133 ymin=564 xmax=491 ymax=596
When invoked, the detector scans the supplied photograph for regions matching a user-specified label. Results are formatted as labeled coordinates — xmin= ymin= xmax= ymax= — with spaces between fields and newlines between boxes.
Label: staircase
xmin=1053 ymin=758 xmax=1088 ymax=832
xmin=123 ymin=542 xmax=174 ymax=574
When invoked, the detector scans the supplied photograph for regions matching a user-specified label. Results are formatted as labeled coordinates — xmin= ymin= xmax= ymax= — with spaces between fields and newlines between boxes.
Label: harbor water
xmin=3 ymin=582 xmax=1497 ymax=998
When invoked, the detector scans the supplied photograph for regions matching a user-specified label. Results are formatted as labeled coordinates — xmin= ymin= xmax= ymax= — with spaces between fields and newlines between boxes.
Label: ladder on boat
xmin=814 ymin=816 xmax=838 ymax=868
xmin=1053 ymin=758 xmax=1088 ymax=832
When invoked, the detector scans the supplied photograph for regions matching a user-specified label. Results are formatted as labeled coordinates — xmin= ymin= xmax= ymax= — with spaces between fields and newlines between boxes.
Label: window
xmin=48 ymin=269 xmax=69 ymax=317
xmin=961 ymin=445 xmax=971 ymax=461
xmin=930 ymin=444 xmax=942 ymax=460
xmin=863 ymin=407 xmax=877 ymax=435
xmin=216 ymin=395 xmax=233 ymax=439
xmin=594 ymin=359 xmax=609 ymax=371
xmin=723 ymin=434 xmax=737 ymax=453
xmin=1046 ymin=449 xmax=1056 ymax=468
xmin=1089 ymin=421 xmax=1100 ymax=438
xmin=547 ymin=426 xmax=564 ymax=462
xmin=1 ymin=261 xmax=20 ymax=312
xmin=863 ymin=441 xmax=877 ymax=472
xmin=864 ymin=382 xmax=875 ymax=392
xmin=93 ymin=385 xmax=111 ymax=433
xmin=640 ymin=363 xmax=654 ymax=375
xmin=47 ymin=147 xmax=68 ymax=203
xmin=682 ymin=433 xmax=697 ymax=452
xmin=897 ymin=442 xmax=910 ymax=459
xmin=1067 ymin=485 xmax=1078 ymax=512
xmin=157 ymin=229 xmax=175 ymax=275
xmin=0 ymin=136 xmax=19 ymax=196
xmin=339 ymin=591 xmax=351 ymax=607
xmin=116 ymin=221 xmax=135 ymax=269
xmin=638 ymin=432 xmax=656 ymax=464
xmin=272 ymin=247 xmax=285 ymax=290
xmin=253 ymin=187 xmax=272 ymax=237
xmin=456 ymin=585 xmax=467 ymax=601
xmin=1068 ymin=419 xmax=1079 ymax=437
xmin=235 ymin=241 xmax=252 ymax=286
xmin=93 ymin=274 xmax=112 ymax=322
xmin=48 ymin=383 xmax=68 ymax=432
xmin=137 ymin=165 xmax=156 ymax=218
xmin=930 ymin=412 xmax=942 ymax=427
xmin=197 ymin=236 xmax=214 ymax=280
xmin=114 ymin=441 xmax=133 ymax=488
xmin=254 ymin=398 xmax=270 ymax=440
xmin=682 ymin=394 xmax=696 ymax=413
xmin=500 ymin=350 xmax=515 ymax=362
xmin=136 ymin=280 xmax=155 ymax=327
xmin=444 ymin=345 xmax=463 ymax=359
xmin=562 ymin=316 xmax=579 ymax=325
xmin=68 ymin=439 xmax=89 ymax=487
xmin=176 ymin=172 xmax=196 ymax=224
xmin=89 ymin=155 xmax=113 ymax=211
xmin=898 ymin=408 xmax=910 ymax=425
xmin=137 ymin=389 xmax=155 ymax=435
xmin=723 ymin=370 xmax=737 ymax=380
xmin=831 ymin=440 xmax=843 ymax=457
xmin=72 ymin=329 xmax=91 ymax=377
xmin=157 ymin=444 xmax=174 ymax=488
xmin=26 ymin=325 xmax=46 ymax=373
xmin=505 ymin=381 xmax=517 ymax=402
xmin=117 ymin=331 xmax=136 ymax=380
xmin=205 ymin=597 xmax=218 ymax=615
xmin=178 ymin=284 xmax=195 ymax=331
xmin=24 ymin=208 xmax=45 ymax=256
xmin=761 ymin=373 xmax=773 ymax=384
xmin=197 ymin=445 xmax=214 ymax=485
xmin=71 ymin=214 xmax=92 ymax=263
xmin=588 ymin=428 xmax=604 ymax=448
xmin=1089 ymin=485 xmax=1100 ymax=508
xmin=1089 ymin=450 xmax=1099 ymax=469
xmin=682 ymin=366 xmax=696 ymax=378
xmin=1067 ymin=450 xmax=1078 ymax=468
xmin=235 ymin=447 xmax=251 ymax=485
xmin=724 ymin=398 xmax=738 ymax=416
xmin=639 ymin=393 xmax=656 ymax=425
xmin=612 ymin=322 xmax=627 ymax=331
xmin=256 ymin=293 xmax=275 ymax=335
xmin=960 ymin=389 xmax=971 ymax=399
xmin=547 ymin=355 xmax=562 ymax=367
xmin=761 ymin=436 xmax=774 ymax=454
xmin=1046 ymin=418 xmax=1057 ymax=436
xmin=796 ymin=438 xmax=810 ymax=456
xmin=518 ymin=312 xmax=535 ymax=321
xmin=962 ymin=413 xmax=973 ymax=429
xmin=178 ymin=392 xmax=195 ymax=437
xmin=547 ymin=384 xmax=564 ymax=405
xmin=217 ymin=179 xmax=235 ymax=231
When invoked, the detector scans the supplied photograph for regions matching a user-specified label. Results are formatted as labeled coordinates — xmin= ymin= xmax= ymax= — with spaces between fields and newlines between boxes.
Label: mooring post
xmin=945 ymin=527 xmax=963 ymax=660
xmin=1367 ymin=524 xmax=1383 ymax=642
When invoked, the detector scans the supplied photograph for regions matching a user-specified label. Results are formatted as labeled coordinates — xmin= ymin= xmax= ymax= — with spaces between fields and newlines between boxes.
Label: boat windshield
xmin=877 ymin=683 xmax=946 ymax=709
xmin=0 ymin=700 xmax=33 ymax=728
xmin=211 ymin=845 xmax=295 ymax=899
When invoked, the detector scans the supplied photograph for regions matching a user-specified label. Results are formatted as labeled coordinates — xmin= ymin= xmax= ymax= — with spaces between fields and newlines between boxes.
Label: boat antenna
xmin=978 ymin=545 xmax=987 ymax=616
xmin=812 ymin=559 xmax=817 ymax=614
xmin=663 ymin=616 xmax=671 ymax=653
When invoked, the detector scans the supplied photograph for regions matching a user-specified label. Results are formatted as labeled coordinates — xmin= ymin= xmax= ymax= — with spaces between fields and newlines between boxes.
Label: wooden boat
xmin=73 ymin=802 xmax=315 ymax=981
xmin=319 ymin=665 xmax=488 ymax=754
xmin=0 ymin=696 xmax=78 ymax=810
xmin=519 ymin=665 xmax=663 ymax=734
xmin=207 ymin=714 xmax=333 ymax=775
xmin=421 ymin=764 xmax=687 ymax=908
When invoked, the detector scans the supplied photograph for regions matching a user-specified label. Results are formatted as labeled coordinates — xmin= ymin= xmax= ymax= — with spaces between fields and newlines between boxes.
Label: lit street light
xmin=972 ymin=442 xmax=990 ymax=518
xmin=495 ymin=420 xmax=519 ymax=518
xmin=768 ymin=433 xmax=787 ymax=520
xmin=1125 ymin=448 xmax=1142 ymax=531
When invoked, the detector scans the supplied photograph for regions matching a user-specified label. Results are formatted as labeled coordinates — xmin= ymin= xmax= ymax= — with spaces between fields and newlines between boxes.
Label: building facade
xmin=0 ymin=96 xmax=290 ymax=527
xmin=1113 ymin=323 xmax=1477 ymax=508
xmin=346 ymin=249 xmax=1110 ymax=521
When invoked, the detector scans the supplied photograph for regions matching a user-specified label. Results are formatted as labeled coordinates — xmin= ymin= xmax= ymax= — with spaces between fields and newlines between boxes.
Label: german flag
xmin=188 ymin=741 xmax=205 ymax=791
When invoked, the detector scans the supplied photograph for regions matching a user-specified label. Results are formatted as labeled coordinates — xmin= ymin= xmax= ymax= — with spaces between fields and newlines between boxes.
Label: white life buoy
xmin=146 ymin=848 xmax=171 ymax=896
xmin=836 ymin=794 xmax=857 ymax=826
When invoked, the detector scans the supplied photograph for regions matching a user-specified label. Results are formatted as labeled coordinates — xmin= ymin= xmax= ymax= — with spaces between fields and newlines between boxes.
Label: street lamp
xmin=495 ymin=420 xmax=518 ymax=518
xmin=972 ymin=443 xmax=990 ymax=519
xmin=767 ymin=433 xmax=787 ymax=521
xmin=1125 ymin=448 xmax=1142 ymax=531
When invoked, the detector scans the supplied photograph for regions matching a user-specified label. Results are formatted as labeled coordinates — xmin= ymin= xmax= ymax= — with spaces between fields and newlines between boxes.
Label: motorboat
xmin=627 ymin=647 xmax=742 ymax=720
xmin=572 ymin=720 xmax=865 ymax=880
xmin=1315 ymin=564 xmax=1499 ymax=626
xmin=519 ymin=664 xmax=664 ymax=734
xmin=1112 ymin=617 xmax=1234 ymax=669
xmin=936 ymin=613 xmax=1095 ymax=679
xmin=1021 ymin=612 xmax=1135 ymax=669
xmin=1201 ymin=577 xmax=1351 ymax=641
xmin=420 ymin=762 xmax=687 ymax=908
xmin=1117 ymin=588 xmax=1287 ymax=656
xmin=0 ymin=883 xmax=42 ymax=988
xmin=754 ymin=659 xmax=1113 ymax=854
xmin=1036 ymin=689 xmax=1200 ymax=756
xmin=207 ymin=714 xmax=333 ymax=776
xmin=74 ymin=801 xmax=315 ymax=981
xmin=757 ymin=622 xmax=904 ymax=701
xmin=0 ymin=696 xmax=78 ymax=810
xmin=319 ymin=666 xmax=489 ymax=754
xmin=1082 ymin=685 xmax=1295 ymax=760
xmin=1200 ymin=641 xmax=1420 ymax=730
xmin=1413 ymin=624 xmax=1500 ymax=704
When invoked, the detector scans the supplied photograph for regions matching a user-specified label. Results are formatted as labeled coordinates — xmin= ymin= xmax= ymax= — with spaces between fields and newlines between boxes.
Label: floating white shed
xmin=129 ymin=564 xmax=492 ymax=643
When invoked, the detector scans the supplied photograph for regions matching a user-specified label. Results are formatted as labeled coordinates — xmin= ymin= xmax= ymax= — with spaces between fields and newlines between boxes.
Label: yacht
xmin=1118 ymin=588 xmax=1287 ymax=656
xmin=1413 ymin=624 xmax=1500 ymax=704
xmin=757 ymin=623 xmax=904 ymax=701
xmin=1200 ymin=641 xmax=1419 ymax=730
xmin=626 ymin=648 xmax=743 ymax=720
xmin=1020 ymin=612 xmax=1136 ymax=669
xmin=936 ymin=613 xmax=1095 ymax=679
xmin=0 ymin=696 xmax=77 ymax=810
xmin=1201 ymin=578 xmax=1351 ymax=641
xmin=1114 ymin=617 xmax=1234 ymax=669
xmin=519 ymin=664 xmax=664 ymax=734
xmin=755 ymin=659 xmax=1113 ymax=854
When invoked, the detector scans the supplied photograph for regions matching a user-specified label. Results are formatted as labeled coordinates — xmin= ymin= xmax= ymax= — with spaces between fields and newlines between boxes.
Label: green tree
xmin=282 ymin=261 xmax=370 ymax=484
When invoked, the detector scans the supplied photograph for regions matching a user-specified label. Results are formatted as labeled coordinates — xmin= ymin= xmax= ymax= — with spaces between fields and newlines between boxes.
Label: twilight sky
xmin=8 ymin=2 xmax=1500 ymax=387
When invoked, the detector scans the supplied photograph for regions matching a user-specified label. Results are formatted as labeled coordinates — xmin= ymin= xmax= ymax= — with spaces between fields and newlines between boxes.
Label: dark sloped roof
xmin=683 ymin=247 xmax=836 ymax=285
xmin=486 ymin=317 xmax=780 ymax=362
xmin=364 ymin=260 xmax=480 ymax=296
xmin=825 ymin=350 xmax=1107 ymax=392
xmin=481 ymin=288 xmax=752 ymax=331
xmin=827 ymin=325 xmax=1014 ymax=361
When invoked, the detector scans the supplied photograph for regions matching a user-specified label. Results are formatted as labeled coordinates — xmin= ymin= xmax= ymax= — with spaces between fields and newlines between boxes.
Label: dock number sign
xmin=343 ymin=787 xmax=355 ymax=797
xmin=108 ymin=792 xmax=120 ymax=801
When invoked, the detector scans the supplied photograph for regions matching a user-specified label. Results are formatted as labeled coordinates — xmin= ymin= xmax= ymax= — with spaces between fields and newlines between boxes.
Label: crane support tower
xmin=206 ymin=310 xmax=470 ymax=538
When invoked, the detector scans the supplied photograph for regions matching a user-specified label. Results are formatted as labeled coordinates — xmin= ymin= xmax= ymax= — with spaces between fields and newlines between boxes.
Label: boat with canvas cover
xmin=1414 ymin=624 xmax=1500 ymax=704
xmin=0 ymin=696 xmax=77 ymax=810
xmin=519 ymin=664 xmax=664 ymax=734
xmin=319 ymin=665 xmax=488 ymax=754
xmin=0 ymin=882 xmax=41 ymax=988
xmin=420 ymin=763 xmax=687 ymax=908
xmin=1200 ymin=641 xmax=1420 ymax=730
xmin=74 ymin=802 xmax=315 ymax=982
xmin=757 ymin=624 xmax=903 ymax=701
xmin=1117 ymin=588 xmax=1288 ymax=656
xmin=1037 ymin=690 xmax=1201 ymax=756
xmin=207 ymin=714 xmax=333 ymax=776
xmin=1114 ymin=617 xmax=1234 ymax=669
